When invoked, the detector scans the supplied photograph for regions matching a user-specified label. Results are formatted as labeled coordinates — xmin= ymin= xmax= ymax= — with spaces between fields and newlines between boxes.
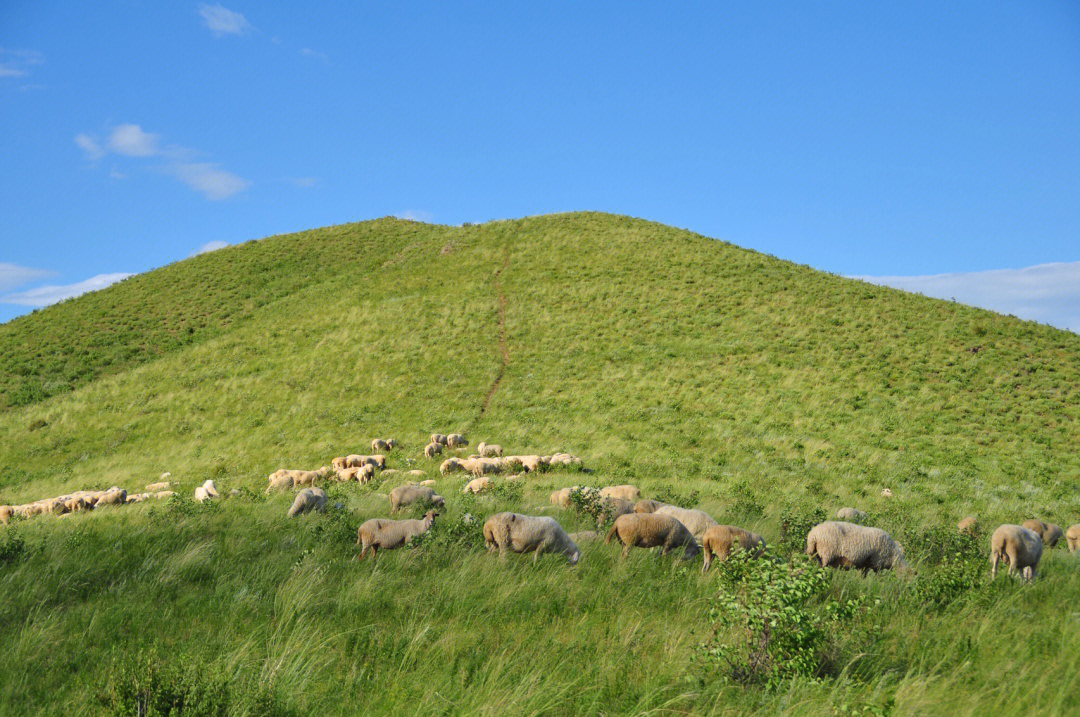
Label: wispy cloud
xmin=854 ymin=261 xmax=1080 ymax=333
xmin=75 ymin=133 xmax=105 ymax=161
xmin=0 ymin=47 xmax=43 ymax=79
xmin=166 ymin=163 xmax=249 ymax=200
xmin=1 ymin=273 xmax=133 ymax=308
xmin=193 ymin=240 xmax=230 ymax=256
xmin=299 ymin=47 xmax=330 ymax=63
xmin=396 ymin=210 xmax=434 ymax=223
xmin=0 ymin=263 xmax=55 ymax=292
xmin=107 ymin=124 xmax=160 ymax=157
xmin=198 ymin=4 xmax=252 ymax=37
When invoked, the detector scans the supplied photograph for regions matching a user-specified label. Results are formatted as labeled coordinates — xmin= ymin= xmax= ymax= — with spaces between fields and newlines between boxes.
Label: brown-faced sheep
xmin=483 ymin=512 xmax=580 ymax=565
xmin=146 ymin=481 xmax=171 ymax=492
xmin=357 ymin=510 xmax=438 ymax=561
xmin=372 ymin=438 xmax=397 ymax=453
xmin=1065 ymin=524 xmax=1080 ymax=553
xmin=431 ymin=433 xmax=448 ymax=446
xmin=701 ymin=525 xmax=766 ymax=573
xmin=1022 ymin=519 xmax=1062 ymax=548
xmin=424 ymin=442 xmax=443 ymax=458
xmin=991 ymin=524 xmax=1043 ymax=581
xmin=440 ymin=457 xmax=466 ymax=475
xmin=0 ymin=505 xmax=13 ymax=525
xmin=655 ymin=505 xmax=718 ymax=541
xmin=287 ymin=487 xmax=328 ymax=517
xmin=463 ymin=476 xmax=493 ymax=494
xmin=806 ymin=521 xmax=909 ymax=573
xmin=477 ymin=442 xmax=504 ymax=458
xmin=958 ymin=516 xmax=978 ymax=535
xmin=389 ymin=484 xmax=445 ymax=512
xmin=633 ymin=499 xmax=665 ymax=514
xmin=600 ymin=485 xmax=641 ymax=502
xmin=836 ymin=507 xmax=869 ymax=523
xmin=606 ymin=513 xmax=700 ymax=560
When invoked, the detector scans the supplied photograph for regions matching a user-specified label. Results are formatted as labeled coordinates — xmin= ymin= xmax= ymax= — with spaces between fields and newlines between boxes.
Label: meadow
xmin=1 ymin=213 xmax=1078 ymax=715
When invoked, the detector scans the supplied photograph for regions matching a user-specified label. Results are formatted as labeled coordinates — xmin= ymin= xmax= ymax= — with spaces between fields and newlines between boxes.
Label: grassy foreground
xmin=1 ymin=212 xmax=1079 ymax=715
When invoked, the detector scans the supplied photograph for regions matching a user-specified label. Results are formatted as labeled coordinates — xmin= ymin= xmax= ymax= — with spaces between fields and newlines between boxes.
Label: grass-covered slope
xmin=1 ymin=212 xmax=1079 ymax=715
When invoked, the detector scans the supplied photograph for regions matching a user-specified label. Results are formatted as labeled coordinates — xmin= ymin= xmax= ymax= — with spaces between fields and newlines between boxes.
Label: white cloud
xmin=300 ymin=47 xmax=329 ymax=63
xmin=0 ymin=263 xmax=55 ymax=292
xmin=0 ymin=65 xmax=25 ymax=78
xmin=198 ymin=4 xmax=252 ymax=36
xmin=396 ymin=210 xmax=434 ymax=223
xmin=854 ymin=261 xmax=1080 ymax=334
xmin=0 ymin=47 xmax=43 ymax=79
xmin=107 ymin=124 xmax=160 ymax=157
xmin=1 ymin=273 xmax=133 ymax=307
xmin=75 ymin=133 xmax=104 ymax=161
xmin=194 ymin=240 xmax=229 ymax=255
xmin=167 ymin=163 xmax=249 ymax=200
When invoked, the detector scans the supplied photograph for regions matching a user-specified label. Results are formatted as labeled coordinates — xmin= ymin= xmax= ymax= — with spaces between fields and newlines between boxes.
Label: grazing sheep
xmin=431 ymin=434 xmax=448 ymax=446
xmin=477 ymin=442 xmax=504 ymax=458
xmin=194 ymin=481 xmax=219 ymax=503
xmin=357 ymin=510 xmax=438 ymax=561
xmin=600 ymin=497 xmax=635 ymax=522
xmin=991 ymin=524 xmax=1044 ymax=581
xmin=389 ymin=484 xmax=445 ymax=512
xmin=266 ymin=473 xmax=295 ymax=492
xmin=549 ymin=487 xmax=574 ymax=509
xmin=463 ymin=477 xmax=493 ymax=494
xmin=1022 ymin=519 xmax=1062 ymax=548
xmin=633 ymin=499 xmax=665 ymax=514
xmin=0 ymin=505 xmax=13 ymax=525
xmin=287 ymin=487 xmax=328 ymax=517
xmin=600 ymin=485 xmax=641 ymax=502
xmin=606 ymin=513 xmax=700 ymax=560
xmin=96 ymin=488 xmax=128 ymax=508
xmin=372 ymin=438 xmax=397 ymax=453
xmin=43 ymin=498 xmax=68 ymax=515
xmin=806 ymin=521 xmax=910 ymax=573
xmin=146 ymin=481 xmax=171 ymax=492
xmin=518 ymin=455 xmax=549 ymax=473
xmin=549 ymin=453 xmax=582 ymax=468
xmin=958 ymin=516 xmax=979 ymax=535
xmin=655 ymin=505 xmax=718 ymax=541
xmin=419 ymin=479 xmax=436 ymax=487
xmin=332 ymin=456 xmax=348 ymax=471
xmin=483 ymin=512 xmax=580 ymax=565
xmin=466 ymin=457 xmax=503 ymax=477
xmin=294 ymin=467 xmax=333 ymax=487
xmin=1066 ymin=524 xmax=1080 ymax=553
xmin=440 ymin=457 xmax=466 ymax=475
xmin=358 ymin=463 xmax=377 ymax=484
xmin=155 ymin=491 xmax=177 ymax=500
xmin=334 ymin=467 xmax=361 ymax=482
xmin=836 ymin=507 xmax=869 ymax=523
xmin=701 ymin=525 xmax=766 ymax=573
xmin=381 ymin=469 xmax=399 ymax=476
xmin=406 ymin=470 xmax=426 ymax=477
xmin=63 ymin=496 xmax=87 ymax=513
xmin=424 ymin=442 xmax=443 ymax=458
xmin=160 ymin=472 xmax=172 ymax=481
xmin=447 ymin=433 xmax=469 ymax=448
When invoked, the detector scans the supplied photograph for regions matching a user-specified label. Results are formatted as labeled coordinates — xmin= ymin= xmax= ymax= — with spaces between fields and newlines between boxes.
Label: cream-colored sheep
xmin=358 ymin=463 xmax=377 ymax=484
xmin=381 ymin=469 xmax=399 ymax=476
xmin=146 ymin=481 xmax=171 ymax=492
xmin=958 ymin=516 xmax=978 ymax=535
xmin=483 ymin=512 xmax=580 ymax=565
xmin=424 ymin=442 xmax=443 ymax=458
xmin=440 ymin=457 xmax=466 ymax=475
xmin=600 ymin=485 xmax=641 ymax=502
xmin=96 ymin=488 xmax=128 ymax=508
xmin=287 ymin=487 xmax=328 ymax=517
xmin=1022 ymin=519 xmax=1062 ymax=548
xmin=194 ymin=480 xmax=219 ymax=503
xmin=633 ymin=499 xmax=665 ymax=514
xmin=64 ymin=496 xmax=89 ymax=513
xmin=332 ymin=456 xmax=348 ymax=471
xmin=447 ymin=433 xmax=469 ymax=448
xmin=155 ymin=491 xmax=177 ymax=500
xmin=806 ymin=521 xmax=909 ymax=573
xmin=463 ymin=476 xmax=493 ymax=494
xmin=160 ymin=472 xmax=172 ymax=481
xmin=518 ymin=455 xmax=549 ymax=473
xmin=600 ymin=497 xmax=635 ymax=522
xmin=477 ymin=442 xmax=504 ymax=458
xmin=0 ymin=505 xmax=13 ymax=524
xmin=419 ymin=479 xmax=436 ymax=487
xmin=43 ymin=497 xmax=68 ymax=515
xmin=880 ymin=488 xmax=893 ymax=498
xmin=335 ymin=466 xmax=362 ymax=482
xmin=431 ymin=433 xmax=448 ymax=446
xmin=606 ymin=513 xmax=700 ymax=560
xmin=548 ymin=453 xmax=582 ymax=468
xmin=655 ymin=505 xmax=718 ymax=541
xmin=466 ymin=457 xmax=503 ymax=477
xmin=991 ymin=524 xmax=1043 ymax=581
xmin=1066 ymin=524 xmax=1080 ymax=553
xmin=701 ymin=525 xmax=766 ymax=573
xmin=292 ymin=467 xmax=332 ymax=487
xmin=266 ymin=474 xmax=295 ymax=492
xmin=836 ymin=507 xmax=869 ymax=523
xmin=406 ymin=470 xmax=426 ymax=477
xmin=549 ymin=487 xmax=574 ymax=509
xmin=389 ymin=484 xmax=445 ymax=512
xmin=372 ymin=438 xmax=397 ymax=453
xmin=357 ymin=510 xmax=438 ymax=561
xmin=126 ymin=493 xmax=152 ymax=504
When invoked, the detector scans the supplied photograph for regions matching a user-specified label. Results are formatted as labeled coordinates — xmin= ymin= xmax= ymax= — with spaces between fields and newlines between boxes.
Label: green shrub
xmin=777 ymin=507 xmax=827 ymax=557
xmin=0 ymin=529 xmax=27 ymax=565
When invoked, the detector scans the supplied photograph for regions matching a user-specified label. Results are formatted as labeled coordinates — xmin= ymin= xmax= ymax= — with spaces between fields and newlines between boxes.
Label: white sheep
xmin=836 ymin=507 xmax=869 ymax=523
xmin=655 ymin=505 xmax=718 ymax=541
xmin=389 ymin=484 xmax=445 ymax=512
xmin=440 ymin=457 xmax=466 ymax=475
xmin=356 ymin=510 xmax=438 ymax=561
xmin=194 ymin=480 xmax=219 ymax=503
xmin=600 ymin=485 xmax=641 ymax=502
xmin=1067 ymin=524 xmax=1080 ymax=553
xmin=447 ymin=433 xmax=469 ymax=448
xmin=372 ymin=438 xmax=397 ymax=453
xmin=483 ymin=512 xmax=580 ymax=564
xmin=806 ymin=521 xmax=909 ymax=573
xmin=424 ymin=442 xmax=443 ymax=458
xmin=991 ymin=524 xmax=1043 ymax=581
xmin=288 ymin=487 xmax=328 ymax=517
xmin=477 ymin=442 xmax=504 ymax=458
xmin=431 ymin=433 xmax=449 ymax=446
xmin=463 ymin=476 xmax=493 ymax=494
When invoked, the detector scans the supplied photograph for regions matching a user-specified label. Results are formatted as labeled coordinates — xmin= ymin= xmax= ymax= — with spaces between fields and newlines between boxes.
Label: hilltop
xmin=1 ymin=213 xmax=1078 ymax=715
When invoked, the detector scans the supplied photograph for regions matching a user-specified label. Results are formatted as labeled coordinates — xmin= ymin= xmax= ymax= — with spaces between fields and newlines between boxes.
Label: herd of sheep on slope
xmin=3 ymin=432 xmax=1079 ymax=583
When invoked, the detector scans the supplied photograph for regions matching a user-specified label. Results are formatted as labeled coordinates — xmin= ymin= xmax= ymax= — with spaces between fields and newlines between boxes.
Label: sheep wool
xmin=606 ymin=513 xmax=700 ymax=560
xmin=483 ymin=513 xmax=580 ymax=565
xmin=991 ymin=524 xmax=1043 ymax=581
xmin=806 ymin=521 xmax=909 ymax=573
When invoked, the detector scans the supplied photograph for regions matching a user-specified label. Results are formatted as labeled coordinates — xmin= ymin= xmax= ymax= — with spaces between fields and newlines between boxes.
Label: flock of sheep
xmin=3 ymin=432 xmax=1079 ymax=584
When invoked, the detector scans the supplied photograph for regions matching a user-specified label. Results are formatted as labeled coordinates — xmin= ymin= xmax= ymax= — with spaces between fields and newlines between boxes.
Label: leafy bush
xmin=0 ymin=529 xmax=27 ymax=565
xmin=413 ymin=512 xmax=485 ymax=551
xmin=729 ymin=480 xmax=763 ymax=519
xmin=777 ymin=507 xmax=827 ymax=557
xmin=701 ymin=549 xmax=864 ymax=688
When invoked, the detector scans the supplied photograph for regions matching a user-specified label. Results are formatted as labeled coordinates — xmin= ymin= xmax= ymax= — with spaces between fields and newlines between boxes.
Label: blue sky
xmin=2 ymin=2 xmax=1079 ymax=329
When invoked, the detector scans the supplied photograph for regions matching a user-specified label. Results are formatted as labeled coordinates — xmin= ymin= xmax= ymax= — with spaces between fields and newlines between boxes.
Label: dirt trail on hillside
xmin=475 ymin=245 xmax=511 ymax=424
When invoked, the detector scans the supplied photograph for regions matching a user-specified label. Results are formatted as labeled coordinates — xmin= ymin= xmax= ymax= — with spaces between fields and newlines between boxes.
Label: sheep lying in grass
xmin=1022 ymin=519 xmax=1062 ymax=548
xmin=193 ymin=481 xmax=218 ymax=503
xmin=633 ymin=499 xmax=665 ymax=514
xmin=372 ymin=438 xmax=397 ymax=453
xmin=447 ymin=433 xmax=469 ymax=448
xmin=477 ymin=442 xmax=503 ymax=458
xmin=991 ymin=524 xmax=1043 ymax=581
xmin=600 ymin=485 xmax=640 ymax=502
xmin=518 ymin=455 xmax=549 ymax=473
xmin=389 ymin=484 xmax=445 ymax=512
xmin=463 ymin=477 xmax=493 ymax=494
xmin=1067 ymin=524 xmax=1080 ymax=553
xmin=548 ymin=453 xmax=582 ymax=468
xmin=293 ymin=467 xmax=333 ymax=487
xmin=155 ymin=491 xmax=177 ymax=500
xmin=465 ymin=457 xmax=503 ymax=477
xmin=606 ymin=513 xmax=700 ymax=560
xmin=701 ymin=525 xmax=766 ymax=573
xmin=419 ymin=479 xmax=436 ymax=487
xmin=424 ymin=443 xmax=443 ymax=458
xmin=96 ymin=488 xmax=128 ymax=508
xmin=345 ymin=455 xmax=382 ymax=469
xmin=549 ymin=487 xmax=574 ymax=509
xmin=806 ymin=521 xmax=910 ymax=574
xmin=146 ymin=481 xmax=171 ymax=492
xmin=288 ymin=487 xmax=328 ymax=517
xmin=958 ymin=516 xmax=978 ymax=535
xmin=483 ymin=512 xmax=580 ymax=565
xmin=655 ymin=505 xmax=718 ymax=541
xmin=836 ymin=507 xmax=868 ymax=523
xmin=356 ymin=510 xmax=438 ymax=561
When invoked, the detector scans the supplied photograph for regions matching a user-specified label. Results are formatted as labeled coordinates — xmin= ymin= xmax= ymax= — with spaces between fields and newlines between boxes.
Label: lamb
xmin=476 ymin=442 xmax=504 ymax=458
xmin=357 ymin=510 xmax=438 ymax=561
xmin=371 ymin=438 xmax=397 ymax=453
xmin=633 ymin=499 xmax=665 ymax=514
xmin=806 ymin=521 xmax=910 ymax=573
xmin=836 ymin=507 xmax=869 ymax=523
xmin=424 ymin=442 xmax=443 ymax=458
xmin=655 ymin=505 xmax=718 ymax=541
xmin=463 ymin=477 xmax=493 ymax=494
xmin=146 ymin=481 xmax=171 ymax=492
xmin=958 ymin=516 xmax=978 ymax=535
xmin=447 ymin=433 xmax=469 ymax=448
xmin=1066 ymin=524 xmax=1080 ymax=553
xmin=287 ymin=487 xmax=328 ymax=517
xmin=482 ymin=512 xmax=580 ymax=565
xmin=431 ymin=433 xmax=448 ymax=446
xmin=991 ymin=524 xmax=1043 ymax=581
xmin=606 ymin=513 xmax=700 ymax=560
xmin=389 ymin=484 xmax=446 ymax=512
xmin=0 ymin=505 xmax=13 ymax=525
xmin=194 ymin=480 xmax=219 ymax=503
xmin=600 ymin=485 xmax=641 ymax=502
xmin=440 ymin=457 xmax=466 ymax=475
xmin=701 ymin=525 xmax=766 ymax=573
xmin=1022 ymin=519 xmax=1063 ymax=548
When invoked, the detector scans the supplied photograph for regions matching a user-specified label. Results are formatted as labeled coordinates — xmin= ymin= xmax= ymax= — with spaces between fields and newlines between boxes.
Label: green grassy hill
xmin=1 ymin=213 xmax=1078 ymax=715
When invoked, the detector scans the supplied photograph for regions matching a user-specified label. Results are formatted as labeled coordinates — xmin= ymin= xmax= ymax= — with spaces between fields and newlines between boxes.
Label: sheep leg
xmin=621 ymin=542 xmax=632 ymax=559
xmin=990 ymin=550 xmax=999 ymax=579
xmin=357 ymin=543 xmax=368 ymax=562
xmin=701 ymin=546 xmax=713 ymax=574
xmin=1007 ymin=548 xmax=1019 ymax=577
